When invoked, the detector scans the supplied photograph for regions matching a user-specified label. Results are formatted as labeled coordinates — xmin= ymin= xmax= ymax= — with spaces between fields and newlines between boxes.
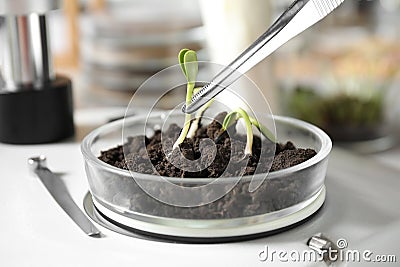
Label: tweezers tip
xmin=181 ymin=103 xmax=196 ymax=114
xmin=88 ymin=231 xmax=102 ymax=238
xmin=181 ymin=104 xmax=189 ymax=113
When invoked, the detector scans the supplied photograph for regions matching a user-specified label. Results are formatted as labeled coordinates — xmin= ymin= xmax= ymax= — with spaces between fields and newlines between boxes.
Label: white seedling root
xmin=187 ymin=98 xmax=214 ymax=139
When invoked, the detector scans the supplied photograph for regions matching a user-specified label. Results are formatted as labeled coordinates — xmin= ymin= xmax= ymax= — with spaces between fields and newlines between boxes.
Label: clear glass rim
xmin=81 ymin=112 xmax=332 ymax=183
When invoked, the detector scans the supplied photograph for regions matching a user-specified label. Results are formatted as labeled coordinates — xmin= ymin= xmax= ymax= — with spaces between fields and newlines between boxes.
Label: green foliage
xmin=288 ymin=86 xmax=384 ymax=128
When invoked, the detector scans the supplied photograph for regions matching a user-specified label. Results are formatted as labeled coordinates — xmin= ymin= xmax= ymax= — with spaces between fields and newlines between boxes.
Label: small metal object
xmin=308 ymin=233 xmax=340 ymax=265
xmin=308 ymin=234 xmax=334 ymax=254
xmin=183 ymin=0 xmax=345 ymax=114
xmin=28 ymin=156 xmax=101 ymax=237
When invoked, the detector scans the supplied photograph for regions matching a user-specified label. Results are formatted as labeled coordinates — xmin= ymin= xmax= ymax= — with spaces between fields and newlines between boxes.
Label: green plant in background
xmin=287 ymin=88 xmax=325 ymax=126
xmin=287 ymin=85 xmax=384 ymax=139
xmin=174 ymin=49 xmax=275 ymax=155
xmin=323 ymin=92 xmax=384 ymax=126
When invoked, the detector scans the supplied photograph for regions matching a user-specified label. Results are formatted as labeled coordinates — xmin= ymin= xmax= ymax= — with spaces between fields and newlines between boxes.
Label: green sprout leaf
xmin=178 ymin=48 xmax=190 ymax=77
xmin=183 ymin=50 xmax=198 ymax=85
xmin=222 ymin=112 xmax=239 ymax=131
xmin=249 ymin=117 xmax=276 ymax=143
xmin=178 ymin=49 xmax=198 ymax=85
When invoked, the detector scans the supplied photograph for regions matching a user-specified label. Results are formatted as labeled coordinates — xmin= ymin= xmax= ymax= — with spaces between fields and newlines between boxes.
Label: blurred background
xmin=0 ymin=0 xmax=399 ymax=149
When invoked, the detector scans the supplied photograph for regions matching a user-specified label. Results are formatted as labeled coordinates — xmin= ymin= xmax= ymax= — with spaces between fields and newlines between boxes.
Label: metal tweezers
xmin=183 ymin=0 xmax=345 ymax=114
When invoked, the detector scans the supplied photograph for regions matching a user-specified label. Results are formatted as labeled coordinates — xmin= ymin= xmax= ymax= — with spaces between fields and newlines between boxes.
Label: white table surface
xmin=1 ymin=108 xmax=400 ymax=267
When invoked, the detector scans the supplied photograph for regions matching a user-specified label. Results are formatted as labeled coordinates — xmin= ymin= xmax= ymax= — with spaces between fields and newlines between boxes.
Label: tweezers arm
xmin=184 ymin=0 xmax=344 ymax=114
xmin=227 ymin=0 xmax=310 ymax=75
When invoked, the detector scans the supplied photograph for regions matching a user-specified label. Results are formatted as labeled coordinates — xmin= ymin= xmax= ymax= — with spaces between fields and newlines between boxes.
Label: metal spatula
xmin=183 ymin=0 xmax=345 ymax=114
xmin=28 ymin=156 xmax=101 ymax=237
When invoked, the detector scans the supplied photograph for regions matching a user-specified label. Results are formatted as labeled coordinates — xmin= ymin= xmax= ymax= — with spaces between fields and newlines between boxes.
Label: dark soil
xmin=95 ymin=112 xmax=319 ymax=219
xmin=99 ymin=112 xmax=317 ymax=177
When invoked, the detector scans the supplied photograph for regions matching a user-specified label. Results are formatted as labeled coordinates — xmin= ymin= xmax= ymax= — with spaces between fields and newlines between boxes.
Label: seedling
xmin=222 ymin=108 xmax=254 ymax=155
xmin=221 ymin=108 xmax=276 ymax=156
xmin=172 ymin=49 xmax=198 ymax=150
